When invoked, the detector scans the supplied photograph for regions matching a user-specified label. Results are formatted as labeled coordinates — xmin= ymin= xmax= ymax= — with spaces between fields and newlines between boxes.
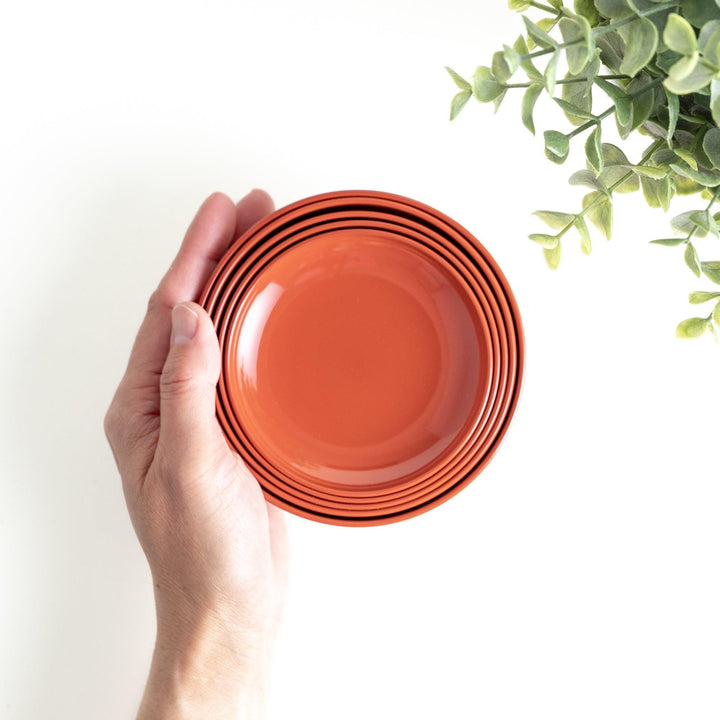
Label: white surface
xmin=2 ymin=1 xmax=719 ymax=718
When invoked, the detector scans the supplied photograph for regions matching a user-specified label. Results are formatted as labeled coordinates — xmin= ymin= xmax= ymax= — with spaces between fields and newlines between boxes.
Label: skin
xmin=104 ymin=190 xmax=288 ymax=719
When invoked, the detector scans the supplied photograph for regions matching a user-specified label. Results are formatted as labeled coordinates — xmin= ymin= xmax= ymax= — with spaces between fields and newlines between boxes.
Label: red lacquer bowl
xmin=200 ymin=190 xmax=524 ymax=525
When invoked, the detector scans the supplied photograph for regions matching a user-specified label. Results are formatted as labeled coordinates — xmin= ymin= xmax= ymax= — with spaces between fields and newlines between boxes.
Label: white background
xmin=2 ymin=1 xmax=719 ymax=718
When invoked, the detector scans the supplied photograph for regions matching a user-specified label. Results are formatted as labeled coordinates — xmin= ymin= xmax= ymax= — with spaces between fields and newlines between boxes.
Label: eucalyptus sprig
xmin=448 ymin=0 xmax=720 ymax=339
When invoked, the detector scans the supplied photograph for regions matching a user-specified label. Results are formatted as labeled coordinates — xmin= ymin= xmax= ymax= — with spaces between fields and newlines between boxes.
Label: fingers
xmin=235 ymin=189 xmax=274 ymax=239
xmin=122 ymin=192 xmax=238 ymax=390
xmin=156 ymin=302 xmax=226 ymax=473
xmin=113 ymin=190 xmax=274 ymax=417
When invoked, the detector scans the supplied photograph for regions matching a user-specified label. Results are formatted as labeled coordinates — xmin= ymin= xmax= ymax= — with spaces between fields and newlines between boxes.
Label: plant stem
xmin=557 ymin=140 xmax=664 ymax=238
xmin=530 ymin=0 xmax=559 ymax=13
xmin=567 ymin=106 xmax=614 ymax=139
xmin=709 ymin=185 xmax=720 ymax=209
xmin=519 ymin=1 xmax=678 ymax=61
xmin=594 ymin=140 xmax=661 ymax=199
xmin=566 ymin=77 xmax=663 ymax=140
xmin=593 ymin=4 xmax=676 ymax=37
xmin=685 ymin=185 xmax=720 ymax=243
xmin=505 ymin=74 xmax=628 ymax=89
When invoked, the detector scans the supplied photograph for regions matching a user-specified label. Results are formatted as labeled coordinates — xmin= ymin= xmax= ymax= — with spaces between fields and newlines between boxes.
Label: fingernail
xmin=171 ymin=304 xmax=198 ymax=345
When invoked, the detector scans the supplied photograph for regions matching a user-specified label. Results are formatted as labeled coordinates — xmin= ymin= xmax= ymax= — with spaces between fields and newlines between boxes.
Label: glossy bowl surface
xmin=225 ymin=227 xmax=493 ymax=488
xmin=214 ymin=216 xmax=508 ymax=506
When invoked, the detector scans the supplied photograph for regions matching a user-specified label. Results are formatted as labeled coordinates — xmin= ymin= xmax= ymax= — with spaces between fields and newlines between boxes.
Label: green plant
xmin=448 ymin=0 xmax=720 ymax=339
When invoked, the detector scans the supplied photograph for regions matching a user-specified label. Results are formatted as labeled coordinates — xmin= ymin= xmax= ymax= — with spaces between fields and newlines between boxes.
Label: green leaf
xmin=714 ymin=300 xmax=720 ymax=325
xmin=641 ymin=176 xmax=674 ymax=210
xmin=585 ymin=126 xmax=603 ymax=173
xmin=664 ymin=62 xmax=716 ymax=94
xmin=702 ymin=128 xmax=720 ymax=168
xmin=619 ymin=75 xmax=657 ymax=137
xmin=650 ymin=237 xmax=686 ymax=246
xmin=560 ymin=15 xmax=594 ymax=74
xmin=596 ymin=30 xmax=625 ymax=73
xmin=653 ymin=148 xmax=678 ymax=166
xmin=543 ymin=241 xmax=562 ymax=269
xmin=574 ymin=0 xmax=599 ymax=24
xmin=509 ymin=0 xmax=531 ymax=10
xmin=492 ymin=51 xmax=513 ymax=84
xmin=677 ymin=113 xmax=706 ymax=127
xmin=597 ymin=143 xmax=638 ymax=193
xmin=682 ymin=0 xmax=720 ymax=28
xmin=523 ymin=16 xmax=558 ymax=50
xmin=521 ymin=84 xmax=544 ymax=134
xmin=701 ymin=261 xmax=720 ymax=283
xmin=544 ymin=130 xmax=570 ymax=163
xmin=534 ymin=210 xmax=576 ymax=230
xmin=666 ymin=90 xmax=679 ymax=146
xmin=560 ymin=69 xmax=594 ymax=125
xmin=619 ymin=18 xmax=658 ymax=77
xmin=606 ymin=171 xmax=640 ymax=193
xmin=502 ymin=44 xmax=521 ymax=75
xmin=656 ymin=48 xmax=684 ymax=75
xmin=594 ymin=0 xmax=632 ymax=18
xmin=582 ymin=191 xmax=613 ymax=239
xmin=583 ymin=49 xmax=600 ymax=92
xmin=699 ymin=21 xmax=720 ymax=65
xmin=632 ymin=165 xmax=667 ymax=179
xmin=672 ymin=210 xmax=708 ymax=236
xmin=685 ymin=241 xmax=702 ymax=276
xmin=675 ymin=175 xmax=704 ymax=195
xmin=538 ymin=16 xmax=560 ymax=34
xmin=689 ymin=290 xmax=720 ymax=303
xmin=670 ymin=161 xmax=720 ymax=187
xmin=595 ymin=78 xmax=632 ymax=126
xmin=493 ymin=88 xmax=508 ymax=113
xmin=640 ymin=119 xmax=667 ymax=140
xmin=711 ymin=79 xmax=720 ymax=126
xmin=689 ymin=209 xmax=719 ymax=237
xmin=472 ymin=66 xmax=505 ymax=102
xmin=450 ymin=89 xmax=472 ymax=120
xmin=664 ymin=13 xmax=698 ymax=55
xmin=514 ymin=35 xmax=543 ymax=81
xmin=575 ymin=215 xmax=592 ymax=254
xmin=674 ymin=148 xmax=698 ymax=170
xmin=570 ymin=169 xmax=606 ymax=191
xmin=553 ymin=97 xmax=595 ymax=119
xmin=530 ymin=232 xmax=561 ymax=248
xmin=544 ymin=50 xmax=560 ymax=96
xmin=676 ymin=316 xmax=710 ymax=338
xmin=668 ymin=52 xmax=699 ymax=82
xmin=602 ymin=142 xmax=629 ymax=165
xmin=446 ymin=67 xmax=471 ymax=91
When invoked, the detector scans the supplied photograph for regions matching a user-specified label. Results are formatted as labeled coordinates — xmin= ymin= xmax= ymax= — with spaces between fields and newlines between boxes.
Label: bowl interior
xmin=224 ymin=227 xmax=493 ymax=488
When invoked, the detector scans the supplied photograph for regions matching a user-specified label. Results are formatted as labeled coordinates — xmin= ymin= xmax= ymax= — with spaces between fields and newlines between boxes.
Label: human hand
xmin=104 ymin=191 xmax=288 ymax=720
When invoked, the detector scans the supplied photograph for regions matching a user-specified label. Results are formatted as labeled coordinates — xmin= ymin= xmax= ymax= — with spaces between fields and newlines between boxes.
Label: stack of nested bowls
xmin=200 ymin=190 xmax=524 ymax=526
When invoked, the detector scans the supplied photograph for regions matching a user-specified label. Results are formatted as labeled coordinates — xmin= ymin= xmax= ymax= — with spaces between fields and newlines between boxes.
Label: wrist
xmin=138 ymin=605 xmax=272 ymax=720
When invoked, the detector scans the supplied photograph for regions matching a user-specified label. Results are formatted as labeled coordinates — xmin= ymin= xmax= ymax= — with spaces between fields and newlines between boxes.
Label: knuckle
xmin=159 ymin=365 xmax=198 ymax=401
xmin=146 ymin=289 xmax=165 ymax=315
xmin=103 ymin=397 xmax=159 ymax=462
xmin=147 ymin=286 xmax=176 ymax=316
xmin=103 ymin=403 xmax=120 ymax=443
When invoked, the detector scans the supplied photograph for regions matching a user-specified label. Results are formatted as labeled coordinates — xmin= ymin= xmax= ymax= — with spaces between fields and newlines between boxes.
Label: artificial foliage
xmin=448 ymin=0 xmax=720 ymax=339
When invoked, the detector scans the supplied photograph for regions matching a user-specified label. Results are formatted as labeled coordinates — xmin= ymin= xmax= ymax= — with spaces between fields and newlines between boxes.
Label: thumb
xmin=158 ymin=302 xmax=227 ymax=468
